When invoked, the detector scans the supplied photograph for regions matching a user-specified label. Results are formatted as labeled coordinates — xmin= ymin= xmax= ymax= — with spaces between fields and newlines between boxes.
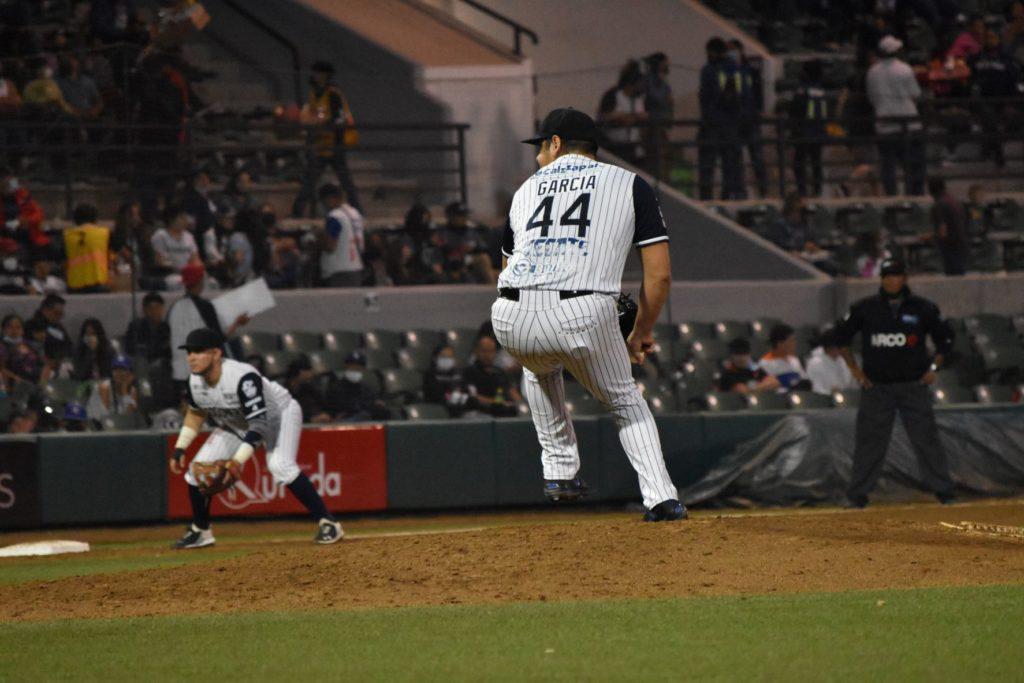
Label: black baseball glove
xmin=615 ymin=293 xmax=639 ymax=340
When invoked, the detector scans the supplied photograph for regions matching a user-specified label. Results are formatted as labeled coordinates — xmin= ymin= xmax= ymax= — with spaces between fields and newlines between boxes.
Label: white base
xmin=0 ymin=540 xmax=91 ymax=558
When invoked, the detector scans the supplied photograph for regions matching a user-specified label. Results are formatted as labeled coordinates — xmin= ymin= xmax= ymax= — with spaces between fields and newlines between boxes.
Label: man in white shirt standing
xmin=151 ymin=207 xmax=200 ymax=271
xmin=867 ymin=35 xmax=925 ymax=196
xmin=806 ymin=327 xmax=857 ymax=395
xmin=317 ymin=184 xmax=364 ymax=287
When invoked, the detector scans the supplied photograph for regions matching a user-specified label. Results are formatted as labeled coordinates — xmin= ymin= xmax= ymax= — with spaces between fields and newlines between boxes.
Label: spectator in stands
xmin=74 ymin=317 xmax=114 ymax=382
xmin=59 ymin=401 xmax=91 ymax=433
xmin=729 ymin=39 xmax=768 ymax=199
xmin=1 ymin=313 xmax=48 ymax=387
xmin=201 ymin=205 xmax=232 ymax=284
xmin=439 ymin=202 xmax=495 ymax=284
xmin=223 ymin=208 xmax=257 ymax=286
xmin=760 ymin=324 xmax=809 ymax=390
xmin=110 ymin=200 xmax=163 ymax=286
xmin=55 ymin=55 xmax=102 ymax=121
xmin=30 ymin=293 xmax=73 ymax=364
xmin=222 ymin=170 xmax=257 ymax=214
xmin=767 ymin=193 xmax=839 ymax=276
xmin=597 ymin=59 xmax=649 ymax=163
xmin=461 ymin=336 xmax=520 ymax=417
xmin=971 ymin=30 xmax=1017 ymax=168
xmin=293 ymin=60 xmax=361 ymax=217
xmin=423 ymin=344 xmax=463 ymax=406
xmin=717 ymin=337 xmax=779 ymax=395
xmin=317 ymin=183 xmax=364 ymax=287
xmin=698 ymin=38 xmax=743 ymax=200
xmin=854 ymin=230 xmax=891 ymax=278
xmin=927 ymin=177 xmax=969 ymax=276
xmin=124 ymin=291 xmax=171 ymax=362
xmin=63 ymin=204 xmax=110 ymax=293
xmin=806 ymin=327 xmax=856 ymax=395
xmin=789 ymin=60 xmax=829 ymax=198
xmin=22 ymin=62 xmax=74 ymax=117
xmin=947 ymin=14 xmax=985 ymax=61
xmin=643 ymin=52 xmax=673 ymax=123
xmin=181 ymin=169 xmax=217 ymax=234
xmin=6 ymin=405 xmax=39 ymax=434
xmin=867 ymin=35 xmax=925 ymax=195
xmin=2 ymin=169 xmax=47 ymax=253
xmin=385 ymin=241 xmax=432 ymax=286
xmin=965 ymin=184 xmax=987 ymax=236
xmin=151 ymin=206 xmax=200 ymax=272
xmin=0 ymin=61 xmax=23 ymax=164
xmin=166 ymin=263 xmax=249 ymax=382
xmin=108 ymin=354 xmax=139 ymax=417
xmin=325 ymin=350 xmax=389 ymax=421
xmin=1002 ymin=1 xmax=1024 ymax=63
xmin=25 ymin=252 xmax=66 ymax=296
xmin=285 ymin=355 xmax=331 ymax=424
xmin=402 ymin=203 xmax=434 ymax=254
xmin=264 ymin=206 xmax=302 ymax=289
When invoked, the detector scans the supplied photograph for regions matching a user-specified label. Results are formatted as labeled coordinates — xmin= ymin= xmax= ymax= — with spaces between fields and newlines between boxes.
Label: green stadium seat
xmin=395 ymin=346 xmax=435 ymax=372
xmin=963 ymin=314 xmax=1012 ymax=337
xmin=973 ymin=384 xmax=1019 ymax=404
xmin=101 ymin=413 xmax=148 ymax=431
xmin=886 ymin=202 xmax=930 ymax=236
xmin=237 ymin=331 xmax=279 ymax=356
xmin=307 ymin=350 xmax=348 ymax=375
xmin=563 ymin=380 xmax=591 ymax=404
xmin=689 ymin=339 xmax=730 ymax=362
xmin=972 ymin=330 xmax=1020 ymax=350
xmin=970 ymin=242 xmax=1003 ymax=273
xmin=931 ymin=385 xmax=975 ymax=405
xmin=566 ymin=392 xmax=603 ymax=416
xmin=280 ymin=331 xmax=322 ymax=353
xmin=647 ymin=389 xmax=677 ymax=415
xmin=362 ymin=347 xmax=395 ymax=370
xmin=363 ymin=330 xmax=403 ymax=354
xmin=676 ymin=360 xmax=718 ymax=401
xmin=676 ymin=321 xmax=716 ymax=343
xmin=322 ymin=330 xmax=362 ymax=354
xmin=932 ymin=370 xmax=964 ymax=392
xmin=736 ymin=204 xmax=778 ymax=232
xmin=703 ymin=391 xmax=748 ymax=412
xmin=979 ymin=345 xmax=1024 ymax=381
xmin=44 ymin=379 xmax=85 ymax=405
xmin=381 ymin=368 xmax=423 ymax=399
xmin=444 ymin=328 xmax=478 ymax=363
xmin=404 ymin=403 xmax=450 ymax=420
xmin=787 ymin=391 xmax=833 ymax=409
xmin=651 ymin=323 xmax=676 ymax=347
xmin=832 ymin=389 xmax=860 ymax=408
xmin=262 ymin=351 xmax=301 ymax=379
xmin=403 ymin=329 xmax=444 ymax=351
xmin=714 ymin=320 xmax=748 ymax=341
xmin=750 ymin=318 xmax=783 ymax=340
xmin=839 ymin=204 xmax=883 ymax=234
xmin=746 ymin=391 xmax=789 ymax=411
xmin=670 ymin=340 xmax=693 ymax=364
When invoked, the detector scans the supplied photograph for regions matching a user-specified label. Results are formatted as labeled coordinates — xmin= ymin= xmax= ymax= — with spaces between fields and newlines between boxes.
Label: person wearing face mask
xmin=424 ymin=344 xmax=464 ymax=408
xmin=324 ymin=350 xmax=389 ymax=421
xmin=1 ymin=313 xmax=48 ymax=388
xmin=292 ymin=60 xmax=361 ymax=217
xmin=832 ymin=258 xmax=957 ymax=509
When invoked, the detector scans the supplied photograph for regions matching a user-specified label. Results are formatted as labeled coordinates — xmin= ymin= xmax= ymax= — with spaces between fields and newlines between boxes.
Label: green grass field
xmin=2 ymin=584 xmax=1022 ymax=681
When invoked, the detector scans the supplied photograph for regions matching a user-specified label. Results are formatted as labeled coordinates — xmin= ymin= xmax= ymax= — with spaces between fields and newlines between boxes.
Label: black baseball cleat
xmin=315 ymin=519 xmax=344 ymax=545
xmin=936 ymin=492 xmax=957 ymax=506
xmin=543 ymin=476 xmax=589 ymax=502
xmin=843 ymin=496 xmax=868 ymax=509
xmin=643 ymin=499 xmax=688 ymax=522
xmin=172 ymin=524 xmax=215 ymax=550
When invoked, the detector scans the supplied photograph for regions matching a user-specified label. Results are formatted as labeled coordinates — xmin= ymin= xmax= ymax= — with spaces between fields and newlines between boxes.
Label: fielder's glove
xmin=190 ymin=459 xmax=243 ymax=496
xmin=616 ymin=293 xmax=639 ymax=340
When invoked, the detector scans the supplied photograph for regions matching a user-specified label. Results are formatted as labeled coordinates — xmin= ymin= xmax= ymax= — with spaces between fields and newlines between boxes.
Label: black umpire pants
xmin=848 ymin=381 xmax=954 ymax=500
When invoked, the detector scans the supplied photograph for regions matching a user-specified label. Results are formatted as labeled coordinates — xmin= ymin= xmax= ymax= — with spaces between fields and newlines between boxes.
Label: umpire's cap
xmin=879 ymin=257 xmax=907 ymax=277
xmin=179 ymin=327 xmax=224 ymax=352
xmin=522 ymin=108 xmax=599 ymax=147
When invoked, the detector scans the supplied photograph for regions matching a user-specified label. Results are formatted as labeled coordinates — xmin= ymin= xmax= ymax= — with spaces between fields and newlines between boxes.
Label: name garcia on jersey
xmin=537 ymin=175 xmax=597 ymax=196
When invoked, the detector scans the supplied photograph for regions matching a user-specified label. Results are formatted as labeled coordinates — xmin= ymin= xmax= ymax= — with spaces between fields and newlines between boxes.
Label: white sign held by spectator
xmin=213 ymin=277 xmax=276 ymax=328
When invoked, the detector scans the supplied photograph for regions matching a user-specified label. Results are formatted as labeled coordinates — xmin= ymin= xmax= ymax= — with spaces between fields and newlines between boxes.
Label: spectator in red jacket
xmin=1 ymin=168 xmax=48 ymax=251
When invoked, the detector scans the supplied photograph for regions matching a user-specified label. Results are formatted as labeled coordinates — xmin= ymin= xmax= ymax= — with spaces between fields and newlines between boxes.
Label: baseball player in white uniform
xmin=492 ymin=108 xmax=685 ymax=522
xmin=169 ymin=327 xmax=344 ymax=547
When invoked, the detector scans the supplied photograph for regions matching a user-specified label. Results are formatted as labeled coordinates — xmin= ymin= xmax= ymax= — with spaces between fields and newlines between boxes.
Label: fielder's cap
xmin=180 ymin=262 xmax=205 ymax=288
xmin=878 ymin=35 xmax=903 ymax=55
xmin=63 ymin=401 xmax=87 ymax=421
xmin=178 ymin=327 xmax=224 ymax=352
xmin=111 ymin=354 xmax=132 ymax=370
xmin=344 ymin=349 xmax=367 ymax=367
xmin=522 ymin=107 xmax=599 ymax=147
xmin=880 ymin=257 xmax=907 ymax=277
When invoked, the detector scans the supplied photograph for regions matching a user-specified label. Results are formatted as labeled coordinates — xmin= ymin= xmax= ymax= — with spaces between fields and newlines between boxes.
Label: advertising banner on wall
xmin=167 ymin=426 xmax=387 ymax=519
xmin=0 ymin=440 xmax=41 ymax=529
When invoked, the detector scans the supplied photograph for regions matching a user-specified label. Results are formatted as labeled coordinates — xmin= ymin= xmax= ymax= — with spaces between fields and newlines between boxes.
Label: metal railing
xmin=458 ymin=0 xmax=538 ymax=56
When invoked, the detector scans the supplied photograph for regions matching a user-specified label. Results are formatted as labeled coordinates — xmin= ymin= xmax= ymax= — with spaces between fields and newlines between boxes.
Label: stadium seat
xmin=651 ymin=323 xmax=676 ymax=348
xmin=444 ymin=328 xmax=478 ymax=363
xmin=714 ymin=320 xmax=748 ymax=342
xmin=839 ymin=204 xmax=883 ymax=234
xmin=308 ymin=350 xmax=348 ymax=375
xmin=979 ymin=345 xmax=1024 ymax=381
xmin=280 ymin=331 xmax=322 ymax=353
xmin=804 ymin=205 xmax=841 ymax=246
xmin=395 ymin=346 xmax=435 ymax=372
xmin=703 ymin=391 xmax=747 ymax=412
xmin=787 ymin=391 xmax=833 ymax=409
xmin=239 ymin=332 xmax=280 ymax=356
xmin=381 ymin=368 xmax=423 ymax=399
xmin=44 ymin=379 xmax=84 ymax=405
xmin=566 ymin=392 xmax=603 ymax=416
xmin=831 ymin=389 xmax=860 ymax=408
xmin=746 ymin=391 xmax=789 ymax=410
xmin=748 ymin=337 xmax=770 ymax=358
xmin=931 ymin=385 xmax=975 ymax=405
xmin=970 ymin=242 xmax=1003 ymax=273
xmin=886 ymin=203 xmax=930 ymax=236
xmin=403 ymin=329 xmax=444 ymax=351
xmin=736 ymin=204 xmax=778 ymax=233
xmin=362 ymin=347 xmax=395 ymax=370
xmin=689 ymin=339 xmax=730 ymax=362
xmin=963 ymin=314 xmax=1013 ymax=337
xmin=987 ymin=199 xmax=1021 ymax=232
xmin=676 ymin=321 xmax=716 ymax=343
xmin=972 ymin=329 xmax=1020 ymax=350
xmin=322 ymin=330 xmax=362 ymax=354
xmin=404 ymin=403 xmax=450 ymax=420
xmin=676 ymin=360 xmax=718 ymax=404
xmin=646 ymin=389 xmax=677 ymax=416
xmin=101 ymin=413 xmax=147 ymax=431
xmin=932 ymin=370 xmax=964 ymax=392
xmin=363 ymin=330 xmax=403 ymax=354
xmin=563 ymin=380 xmax=592 ymax=404
xmin=750 ymin=318 xmax=783 ymax=340
xmin=973 ymin=384 xmax=1019 ymax=404
xmin=669 ymin=340 xmax=693 ymax=364
xmin=262 ymin=351 xmax=300 ymax=379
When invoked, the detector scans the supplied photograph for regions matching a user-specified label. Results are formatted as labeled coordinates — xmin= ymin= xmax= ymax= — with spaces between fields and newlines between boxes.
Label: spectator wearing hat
xmin=867 ymin=35 xmax=925 ymax=196
xmin=806 ymin=327 xmax=857 ymax=395
xmin=151 ymin=205 xmax=200 ymax=272
xmin=124 ymin=291 xmax=171 ymax=363
xmin=927 ymin=178 xmax=969 ymax=276
xmin=166 ymin=263 xmax=249 ymax=381
xmin=60 ymin=400 xmax=91 ymax=432
xmin=324 ymin=350 xmax=389 ymax=421
xmin=759 ymin=324 xmax=809 ymax=390
xmin=717 ymin=337 xmax=779 ymax=394
xmin=293 ymin=60 xmax=361 ymax=217
xmin=831 ymin=257 xmax=956 ymax=508
xmin=106 ymin=354 xmax=138 ymax=417
xmin=285 ymin=355 xmax=331 ymax=424
xmin=317 ymin=183 xmax=364 ymax=287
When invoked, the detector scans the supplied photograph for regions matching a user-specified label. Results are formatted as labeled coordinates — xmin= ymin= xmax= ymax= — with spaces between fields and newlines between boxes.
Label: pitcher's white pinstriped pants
xmin=491 ymin=290 xmax=678 ymax=509
xmin=184 ymin=399 xmax=304 ymax=487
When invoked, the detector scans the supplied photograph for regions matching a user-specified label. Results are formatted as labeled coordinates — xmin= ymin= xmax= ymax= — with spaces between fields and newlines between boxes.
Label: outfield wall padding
xmin=0 ymin=437 xmax=41 ymax=529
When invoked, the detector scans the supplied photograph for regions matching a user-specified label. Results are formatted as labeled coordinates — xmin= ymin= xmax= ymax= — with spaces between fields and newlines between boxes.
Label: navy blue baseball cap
xmin=179 ymin=327 xmax=224 ymax=352
xmin=880 ymin=257 xmax=907 ymax=277
xmin=522 ymin=108 xmax=600 ymax=147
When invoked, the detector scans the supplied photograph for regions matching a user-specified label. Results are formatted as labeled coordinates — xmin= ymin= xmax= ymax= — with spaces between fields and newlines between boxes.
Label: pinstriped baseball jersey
xmin=186 ymin=359 xmax=292 ymax=442
xmin=499 ymin=154 xmax=668 ymax=293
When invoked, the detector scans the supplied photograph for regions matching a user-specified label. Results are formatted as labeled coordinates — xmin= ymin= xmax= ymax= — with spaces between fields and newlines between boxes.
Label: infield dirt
xmin=2 ymin=501 xmax=1023 ymax=622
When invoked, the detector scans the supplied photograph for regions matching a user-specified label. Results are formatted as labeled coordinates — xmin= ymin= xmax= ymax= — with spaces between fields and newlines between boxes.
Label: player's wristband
xmin=231 ymin=442 xmax=255 ymax=466
xmin=174 ymin=426 xmax=198 ymax=452
xmin=172 ymin=447 xmax=185 ymax=462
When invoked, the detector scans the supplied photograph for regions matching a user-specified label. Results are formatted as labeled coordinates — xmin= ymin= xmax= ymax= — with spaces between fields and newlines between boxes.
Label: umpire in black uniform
xmin=832 ymin=258 xmax=956 ymax=508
